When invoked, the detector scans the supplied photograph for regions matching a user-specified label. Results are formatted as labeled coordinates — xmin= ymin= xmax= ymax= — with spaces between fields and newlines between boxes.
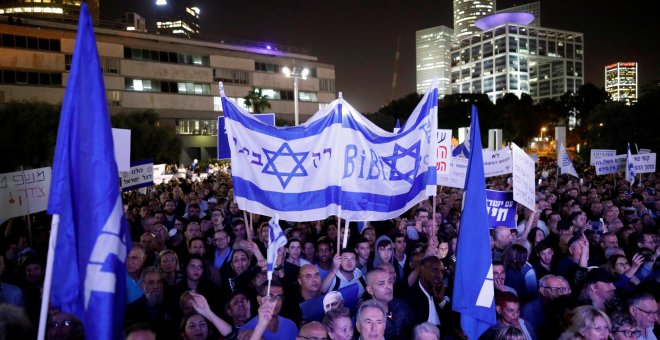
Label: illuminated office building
xmin=497 ymin=1 xmax=540 ymax=27
xmin=0 ymin=0 xmax=100 ymax=23
xmin=155 ymin=0 xmax=200 ymax=38
xmin=450 ymin=12 xmax=584 ymax=102
xmin=415 ymin=25 xmax=453 ymax=96
xmin=453 ymin=0 xmax=496 ymax=41
xmin=0 ymin=15 xmax=335 ymax=162
xmin=605 ymin=62 xmax=637 ymax=105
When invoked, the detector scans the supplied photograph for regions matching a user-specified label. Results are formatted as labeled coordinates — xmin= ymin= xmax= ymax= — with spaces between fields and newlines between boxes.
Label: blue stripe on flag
xmin=232 ymin=165 xmax=435 ymax=212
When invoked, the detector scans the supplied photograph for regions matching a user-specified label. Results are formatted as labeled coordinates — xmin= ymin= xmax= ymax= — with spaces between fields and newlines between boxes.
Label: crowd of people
xmin=0 ymin=163 xmax=659 ymax=340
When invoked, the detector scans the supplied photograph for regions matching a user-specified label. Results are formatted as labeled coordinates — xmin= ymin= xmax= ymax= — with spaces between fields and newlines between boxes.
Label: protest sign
xmin=594 ymin=154 xmax=626 ymax=175
xmin=0 ymin=167 xmax=51 ymax=222
xmin=590 ymin=149 xmax=616 ymax=166
xmin=486 ymin=190 xmax=516 ymax=228
xmin=512 ymin=143 xmax=536 ymax=211
xmin=111 ymin=128 xmax=131 ymax=171
xmin=438 ymin=157 xmax=469 ymax=189
xmin=483 ymin=148 xmax=512 ymax=177
xmin=436 ymin=129 xmax=452 ymax=175
xmin=630 ymin=153 xmax=656 ymax=174
xmin=300 ymin=283 xmax=359 ymax=322
xmin=120 ymin=160 xmax=154 ymax=191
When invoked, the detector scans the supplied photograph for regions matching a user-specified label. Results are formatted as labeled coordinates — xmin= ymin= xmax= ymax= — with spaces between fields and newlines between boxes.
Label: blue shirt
xmin=240 ymin=316 xmax=298 ymax=340
xmin=126 ymin=273 xmax=144 ymax=304
xmin=0 ymin=281 xmax=25 ymax=307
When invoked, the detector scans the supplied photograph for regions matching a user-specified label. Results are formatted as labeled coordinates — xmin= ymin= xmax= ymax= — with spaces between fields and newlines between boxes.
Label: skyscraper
xmin=453 ymin=0 xmax=496 ymax=41
xmin=416 ymin=26 xmax=454 ymax=96
xmin=155 ymin=0 xmax=200 ymax=38
xmin=605 ymin=62 xmax=637 ymax=105
xmin=497 ymin=1 xmax=540 ymax=27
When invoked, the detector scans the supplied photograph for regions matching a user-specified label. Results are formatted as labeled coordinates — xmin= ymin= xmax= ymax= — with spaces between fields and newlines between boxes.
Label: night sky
xmin=101 ymin=0 xmax=659 ymax=113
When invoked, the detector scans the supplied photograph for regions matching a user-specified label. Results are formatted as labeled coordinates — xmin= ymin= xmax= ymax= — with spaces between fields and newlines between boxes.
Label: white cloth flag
xmin=558 ymin=143 xmax=579 ymax=178
xmin=626 ymin=143 xmax=636 ymax=185
xmin=222 ymin=82 xmax=438 ymax=222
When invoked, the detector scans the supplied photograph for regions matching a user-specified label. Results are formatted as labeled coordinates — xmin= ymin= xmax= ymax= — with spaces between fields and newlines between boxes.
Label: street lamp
xmin=540 ymin=127 xmax=547 ymax=149
xmin=282 ymin=66 xmax=309 ymax=125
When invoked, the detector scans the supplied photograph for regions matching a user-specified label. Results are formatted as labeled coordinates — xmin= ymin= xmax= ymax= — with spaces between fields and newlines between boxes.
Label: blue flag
xmin=625 ymin=143 xmax=636 ymax=186
xmin=47 ymin=3 xmax=131 ymax=340
xmin=452 ymin=105 xmax=496 ymax=339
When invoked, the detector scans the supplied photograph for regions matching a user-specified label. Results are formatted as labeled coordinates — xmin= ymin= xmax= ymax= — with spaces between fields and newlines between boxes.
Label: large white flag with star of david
xmin=222 ymin=83 xmax=438 ymax=222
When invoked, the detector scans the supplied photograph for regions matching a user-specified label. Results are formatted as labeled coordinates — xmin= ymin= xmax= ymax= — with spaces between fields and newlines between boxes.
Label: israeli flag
xmin=222 ymin=82 xmax=438 ymax=221
xmin=558 ymin=143 xmax=579 ymax=178
xmin=626 ymin=143 xmax=636 ymax=185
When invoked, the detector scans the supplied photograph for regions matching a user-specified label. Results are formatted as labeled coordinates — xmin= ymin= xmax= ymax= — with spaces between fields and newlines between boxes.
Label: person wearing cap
xmin=578 ymin=267 xmax=617 ymax=311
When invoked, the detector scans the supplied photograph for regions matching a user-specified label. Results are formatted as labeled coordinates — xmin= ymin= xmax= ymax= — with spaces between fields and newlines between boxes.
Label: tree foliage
xmin=110 ymin=111 xmax=181 ymax=164
xmin=243 ymin=88 xmax=271 ymax=113
xmin=0 ymin=101 xmax=60 ymax=172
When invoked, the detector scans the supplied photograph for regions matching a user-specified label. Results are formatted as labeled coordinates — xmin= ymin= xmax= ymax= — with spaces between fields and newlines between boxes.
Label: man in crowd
xmin=365 ymin=268 xmax=413 ymax=339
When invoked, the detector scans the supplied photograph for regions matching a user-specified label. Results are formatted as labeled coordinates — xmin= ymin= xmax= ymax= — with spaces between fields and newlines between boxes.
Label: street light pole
xmin=282 ymin=66 xmax=309 ymax=126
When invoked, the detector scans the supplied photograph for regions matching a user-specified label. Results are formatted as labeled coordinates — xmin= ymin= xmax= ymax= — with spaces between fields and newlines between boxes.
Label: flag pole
xmin=342 ymin=218 xmax=350 ymax=249
xmin=37 ymin=214 xmax=59 ymax=340
xmin=336 ymin=208 xmax=342 ymax=254
xmin=243 ymin=210 xmax=252 ymax=240
xmin=431 ymin=195 xmax=437 ymax=238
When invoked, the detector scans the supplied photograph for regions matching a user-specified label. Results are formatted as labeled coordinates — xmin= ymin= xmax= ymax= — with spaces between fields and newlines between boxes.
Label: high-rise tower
xmin=155 ymin=0 xmax=200 ymax=38
xmin=605 ymin=62 xmax=638 ymax=105
xmin=416 ymin=26 xmax=454 ymax=96
xmin=453 ymin=0 xmax=496 ymax=41
xmin=0 ymin=0 xmax=100 ymax=24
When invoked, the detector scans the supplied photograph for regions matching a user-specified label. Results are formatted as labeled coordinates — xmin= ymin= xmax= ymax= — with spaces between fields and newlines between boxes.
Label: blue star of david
xmin=382 ymin=141 xmax=421 ymax=184
xmin=262 ymin=143 xmax=309 ymax=189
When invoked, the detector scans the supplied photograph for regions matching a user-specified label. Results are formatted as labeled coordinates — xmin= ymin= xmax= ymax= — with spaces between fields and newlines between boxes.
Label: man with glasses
xmin=628 ymin=292 xmax=658 ymax=340
xmin=212 ymin=229 xmax=232 ymax=270
xmin=610 ymin=312 xmax=642 ymax=340
xmin=239 ymin=279 xmax=298 ymax=340
xmin=522 ymin=274 xmax=571 ymax=339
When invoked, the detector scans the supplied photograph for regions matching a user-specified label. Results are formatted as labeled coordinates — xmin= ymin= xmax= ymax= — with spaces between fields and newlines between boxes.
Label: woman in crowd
xmin=605 ymin=253 xmax=644 ymax=297
xmin=526 ymin=227 xmax=546 ymax=263
xmin=558 ymin=305 xmax=611 ymax=340
xmin=503 ymin=244 xmax=538 ymax=304
xmin=609 ymin=312 xmax=642 ymax=340
xmin=322 ymin=306 xmax=354 ymax=340
xmin=159 ymin=249 xmax=183 ymax=287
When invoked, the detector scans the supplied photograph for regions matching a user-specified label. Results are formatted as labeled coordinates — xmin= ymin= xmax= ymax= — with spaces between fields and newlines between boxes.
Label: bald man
xmin=297 ymin=321 xmax=328 ymax=340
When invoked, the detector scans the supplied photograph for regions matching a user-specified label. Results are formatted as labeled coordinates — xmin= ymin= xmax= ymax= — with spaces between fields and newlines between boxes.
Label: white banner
xmin=512 ymin=143 xmax=536 ymax=211
xmin=594 ymin=154 xmax=626 ymax=175
xmin=153 ymin=163 xmax=170 ymax=185
xmin=0 ymin=167 xmax=51 ymax=222
xmin=120 ymin=161 xmax=154 ymax=191
xmin=590 ymin=149 xmax=616 ymax=166
xmin=483 ymin=148 xmax=512 ymax=178
xmin=438 ymin=157 xmax=468 ymax=189
xmin=435 ymin=129 xmax=452 ymax=175
xmin=112 ymin=128 xmax=131 ymax=171
xmin=630 ymin=153 xmax=656 ymax=174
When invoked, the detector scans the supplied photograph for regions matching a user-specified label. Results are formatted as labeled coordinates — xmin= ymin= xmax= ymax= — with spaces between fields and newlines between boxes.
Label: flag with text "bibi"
xmin=626 ymin=143 xmax=636 ymax=186
xmin=222 ymin=81 xmax=437 ymax=222
xmin=558 ymin=143 xmax=579 ymax=178
xmin=452 ymin=105 xmax=497 ymax=339
xmin=47 ymin=4 xmax=131 ymax=340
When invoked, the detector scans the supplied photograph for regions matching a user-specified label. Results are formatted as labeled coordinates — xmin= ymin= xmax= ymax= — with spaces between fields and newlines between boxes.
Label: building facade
xmin=415 ymin=25 xmax=453 ymax=96
xmin=453 ymin=0 xmax=495 ymax=41
xmin=0 ymin=16 xmax=336 ymax=163
xmin=497 ymin=2 xmax=540 ymax=27
xmin=605 ymin=62 xmax=637 ymax=105
xmin=0 ymin=0 xmax=100 ymax=23
xmin=450 ymin=23 xmax=584 ymax=102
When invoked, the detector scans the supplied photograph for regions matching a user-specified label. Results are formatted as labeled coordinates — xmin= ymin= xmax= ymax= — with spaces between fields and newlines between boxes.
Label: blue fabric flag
xmin=625 ymin=143 xmax=636 ymax=186
xmin=222 ymin=81 xmax=438 ymax=222
xmin=47 ymin=3 xmax=131 ymax=340
xmin=452 ymin=105 xmax=497 ymax=339
xmin=267 ymin=215 xmax=288 ymax=275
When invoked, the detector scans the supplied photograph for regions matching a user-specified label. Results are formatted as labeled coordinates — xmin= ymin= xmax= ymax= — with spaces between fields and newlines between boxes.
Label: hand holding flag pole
xmin=267 ymin=215 xmax=287 ymax=296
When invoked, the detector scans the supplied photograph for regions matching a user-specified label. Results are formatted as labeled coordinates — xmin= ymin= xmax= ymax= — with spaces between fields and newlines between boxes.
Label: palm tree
xmin=243 ymin=88 xmax=271 ymax=113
